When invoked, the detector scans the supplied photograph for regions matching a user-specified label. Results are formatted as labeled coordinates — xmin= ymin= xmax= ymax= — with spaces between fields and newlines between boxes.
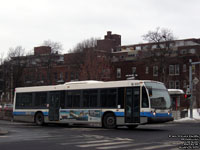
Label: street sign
xmin=193 ymin=77 xmax=199 ymax=85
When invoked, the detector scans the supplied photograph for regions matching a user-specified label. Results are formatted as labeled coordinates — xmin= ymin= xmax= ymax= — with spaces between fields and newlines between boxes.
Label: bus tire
xmin=35 ymin=112 xmax=44 ymax=126
xmin=103 ymin=113 xmax=116 ymax=129
xmin=127 ymin=125 xmax=138 ymax=129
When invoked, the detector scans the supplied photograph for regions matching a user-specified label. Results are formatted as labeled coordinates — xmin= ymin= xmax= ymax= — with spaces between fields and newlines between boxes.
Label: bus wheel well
xmin=102 ymin=111 xmax=116 ymax=128
xmin=34 ymin=111 xmax=44 ymax=123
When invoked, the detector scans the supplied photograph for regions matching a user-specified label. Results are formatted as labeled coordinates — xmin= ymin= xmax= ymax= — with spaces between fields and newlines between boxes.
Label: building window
xmin=59 ymin=73 xmax=63 ymax=80
xmin=75 ymin=73 xmax=79 ymax=80
xmin=70 ymin=72 xmax=74 ymax=80
xmin=54 ymin=72 xmax=57 ymax=80
xmin=189 ymin=48 xmax=196 ymax=54
xmin=183 ymin=64 xmax=186 ymax=72
xmin=145 ymin=66 xmax=149 ymax=74
xmin=175 ymin=64 xmax=180 ymax=75
xmin=135 ymin=46 xmax=141 ymax=50
xmin=169 ymin=81 xmax=175 ymax=89
xmin=153 ymin=66 xmax=158 ymax=76
xmin=169 ymin=65 xmax=174 ymax=75
xmin=180 ymin=49 xmax=187 ymax=54
xmin=175 ymin=80 xmax=180 ymax=89
xmin=132 ymin=67 xmax=136 ymax=74
xmin=117 ymin=68 xmax=121 ymax=78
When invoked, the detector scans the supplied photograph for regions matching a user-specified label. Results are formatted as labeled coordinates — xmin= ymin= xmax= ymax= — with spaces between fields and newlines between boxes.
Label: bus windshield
xmin=145 ymin=82 xmax=171 ymax=109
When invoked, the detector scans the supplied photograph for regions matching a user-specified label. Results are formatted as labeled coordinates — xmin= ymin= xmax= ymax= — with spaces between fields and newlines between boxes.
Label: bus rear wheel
xmin=35 ymin=112 xmax=44 ymax=126
xmin=103 ymin=113 xmax=116 ymax=129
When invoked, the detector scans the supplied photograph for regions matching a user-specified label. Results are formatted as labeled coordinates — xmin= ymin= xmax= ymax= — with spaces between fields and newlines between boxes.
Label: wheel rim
xmin=38 ymin=116 xmax=42 ymax=122
xmin=107 ymin=116 xmax=115 ymax=126
xmin=36 ymin=114 xmax=43 ymax=124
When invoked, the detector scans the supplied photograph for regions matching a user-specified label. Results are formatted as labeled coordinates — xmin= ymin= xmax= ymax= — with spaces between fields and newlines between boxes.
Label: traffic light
xmin=184 ymin=93 xmax=191 ymax=99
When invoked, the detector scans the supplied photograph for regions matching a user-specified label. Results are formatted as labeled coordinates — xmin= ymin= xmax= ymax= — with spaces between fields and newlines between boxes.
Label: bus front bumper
xmin=147 ymin=116 xmax=174 ymax=123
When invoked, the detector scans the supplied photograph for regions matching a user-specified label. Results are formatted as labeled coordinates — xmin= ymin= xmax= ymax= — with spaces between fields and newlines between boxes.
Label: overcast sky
xmin=0 ymin=0 xmax=200 ymax=55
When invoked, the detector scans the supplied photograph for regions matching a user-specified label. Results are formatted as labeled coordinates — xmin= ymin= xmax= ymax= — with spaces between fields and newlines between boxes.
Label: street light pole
xmin=189 ymin=59 xmax=193 ymax=118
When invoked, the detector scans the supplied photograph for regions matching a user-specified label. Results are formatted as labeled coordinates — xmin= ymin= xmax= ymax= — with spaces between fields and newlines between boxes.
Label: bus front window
xmin=145 ymin=82 xmax=171 ymax=109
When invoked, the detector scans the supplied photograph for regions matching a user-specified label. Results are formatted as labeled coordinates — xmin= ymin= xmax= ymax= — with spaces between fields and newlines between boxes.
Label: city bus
xmin=13 ymin=80 xmax=173 ymax=129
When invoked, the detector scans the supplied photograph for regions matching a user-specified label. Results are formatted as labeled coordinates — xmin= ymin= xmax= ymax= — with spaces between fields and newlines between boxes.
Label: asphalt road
xmin=0 ymin=120 xmax=200 ymax=150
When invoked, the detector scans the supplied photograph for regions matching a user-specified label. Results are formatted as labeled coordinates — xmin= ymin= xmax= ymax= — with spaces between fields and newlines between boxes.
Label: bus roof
xmin=15 ymin=80 xmax=164 ymax=93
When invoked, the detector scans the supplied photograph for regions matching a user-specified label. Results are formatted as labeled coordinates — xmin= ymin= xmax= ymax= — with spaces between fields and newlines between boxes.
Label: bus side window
xmin=142 ymin=87 xmax=149 ymax=108
xmin=35 ymin=92 xmax=47 ymax=108
xmin=16 ymin=93 xmax=32 ymax=109
xmin=83 ymin=90 xmax=98 ymax=108
xmin=66 ymin=91 xmax=81 ymax=108
xmin=100 ymin=89 xmax=117 ymax=108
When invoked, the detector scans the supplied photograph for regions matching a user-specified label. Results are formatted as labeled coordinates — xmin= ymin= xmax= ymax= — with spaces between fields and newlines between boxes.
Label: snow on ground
xmin=174 ymin=109 xmax=200 ymax=122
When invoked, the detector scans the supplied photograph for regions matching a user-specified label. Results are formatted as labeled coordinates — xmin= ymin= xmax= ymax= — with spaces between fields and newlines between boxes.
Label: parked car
xmin=3 ymin=104 xmax=13 ymax=111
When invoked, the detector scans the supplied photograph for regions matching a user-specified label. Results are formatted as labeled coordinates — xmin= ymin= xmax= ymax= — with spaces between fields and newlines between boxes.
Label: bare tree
xmin=70 ymin=37 xmax=99 ymax=53
xmin=3 ymin=46 xmax=27 ymax=102
xmin=42 ymin=40 xmax=63 ymax=54
xmin=7 ymin=46 xmax=25 ymax=59
xmin=80 ymin=49 xmax=111 ymax=81
xmin=142 ymin=27 xmax=177 ymax=83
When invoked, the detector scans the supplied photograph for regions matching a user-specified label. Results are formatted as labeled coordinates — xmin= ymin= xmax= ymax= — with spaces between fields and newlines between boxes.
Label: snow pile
xmin=174 ymin=109 xmax=200 ymax=122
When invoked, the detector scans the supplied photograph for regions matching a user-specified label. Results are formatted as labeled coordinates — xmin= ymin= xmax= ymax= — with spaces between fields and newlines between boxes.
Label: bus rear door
xmin=49 ymin=92 xmax=60 ymax=121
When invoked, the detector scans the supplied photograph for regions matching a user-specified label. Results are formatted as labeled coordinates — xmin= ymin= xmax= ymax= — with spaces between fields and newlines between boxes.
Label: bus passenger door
xmin=125 ymin=87 xmax=140 ymax=123
xmin=49 ymin=92 xmax=60 ymax=121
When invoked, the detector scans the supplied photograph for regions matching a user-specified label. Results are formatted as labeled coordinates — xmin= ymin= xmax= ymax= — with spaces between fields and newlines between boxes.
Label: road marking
xmin=135 ymin=143 xmax=177 ymax=150
xmin=77 ymin=141 xmax=132 ymax=148
xmin=97 ymin=143 xmax=138 ymax=150
xmin=60 ymin=139 xmax=111 ymax=145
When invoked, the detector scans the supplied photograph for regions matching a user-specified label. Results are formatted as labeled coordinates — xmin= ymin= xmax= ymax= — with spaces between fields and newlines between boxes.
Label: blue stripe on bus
xmin=13 ymin=111 xmax=48 ymax=116
xmin=114 ymin=112 xmax=124 ymax=117
xmin=43 ymin=112 xmax=48 ymax=116
xmin=114 ymin=112 xmax=171 ymax=117
xmin=13 ymin=112 xmax=26 ymax=115
xmin=140 ymin=112 xmax=172 ymax=117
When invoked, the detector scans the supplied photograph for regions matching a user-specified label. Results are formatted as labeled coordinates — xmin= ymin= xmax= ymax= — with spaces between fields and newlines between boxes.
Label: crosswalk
xmin=59 ymin=134 xmax=180 ymax=150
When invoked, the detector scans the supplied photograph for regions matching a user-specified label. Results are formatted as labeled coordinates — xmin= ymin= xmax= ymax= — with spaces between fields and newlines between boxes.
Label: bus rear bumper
xmin=147 ymin=116 xmax=174 ymax=123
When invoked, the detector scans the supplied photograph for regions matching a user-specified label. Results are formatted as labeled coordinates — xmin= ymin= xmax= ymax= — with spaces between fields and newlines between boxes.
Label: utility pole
xmin=189 ymin=59 xmax=200 ymax=118
xmin=189 ymin=59 xmax=193 ymax=118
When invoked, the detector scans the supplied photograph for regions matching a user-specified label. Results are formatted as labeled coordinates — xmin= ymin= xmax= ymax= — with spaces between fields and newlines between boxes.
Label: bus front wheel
xmin=35 ymin=112 xmax=44 ymax=126
xmin=103 ymin=113 xmax=116 ymax=129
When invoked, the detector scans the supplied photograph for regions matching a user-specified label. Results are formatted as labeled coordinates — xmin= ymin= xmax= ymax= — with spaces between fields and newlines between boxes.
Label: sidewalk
xmin=173 ymin=117 xmax=200 ymax=123
xmin=0 ymin=128 xmax=8 ymax=135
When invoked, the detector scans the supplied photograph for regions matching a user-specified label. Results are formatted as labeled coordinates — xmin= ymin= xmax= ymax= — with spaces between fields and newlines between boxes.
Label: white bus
xmin=13 ymin=80 xmax=173 ymax=129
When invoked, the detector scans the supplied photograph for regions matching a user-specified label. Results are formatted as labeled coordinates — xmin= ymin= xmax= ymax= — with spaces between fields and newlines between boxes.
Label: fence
xmin=0 ymin=110 xmax=13 ymax=121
